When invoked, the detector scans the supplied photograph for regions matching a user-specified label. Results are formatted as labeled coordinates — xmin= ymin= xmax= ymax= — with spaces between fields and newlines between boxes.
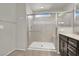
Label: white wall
xmin=0 ymin=3 xmax=16 ymax=22
xmin=0 ymin=3 xmax=16 ymax=56
xmin=26 ymin=4 xmax=33 ymax=14
xmin=16 ymin=3 xmax=27 ymax=50
xmin=63 ymin=4 xmax=74 ymax=11
xmin=0 ymin=3 xmax=28 ymax=55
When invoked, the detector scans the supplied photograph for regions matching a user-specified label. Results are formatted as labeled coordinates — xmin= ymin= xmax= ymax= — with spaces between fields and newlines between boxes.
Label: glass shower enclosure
xmin=27 ymin=13 xmax=57 ymax=51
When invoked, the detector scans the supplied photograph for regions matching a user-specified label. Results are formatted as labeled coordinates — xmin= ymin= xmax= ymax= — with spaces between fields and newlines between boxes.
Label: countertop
xmin=59 ymin=32 xmax=79 ymax=41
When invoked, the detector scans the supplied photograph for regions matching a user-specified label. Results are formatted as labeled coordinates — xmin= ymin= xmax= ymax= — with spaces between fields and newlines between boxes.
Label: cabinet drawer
xmin=68 ymin=38 xmax=77 ymax=47
xmin=68 ymin=49 xmax=76 ymax=56
xmin=68 ymin=51 xmax=76 ymax=56
xmin=68 ymin=44 xmax=77 ymax=54
xmin=59 ymin=34 xmax=68 ymax=41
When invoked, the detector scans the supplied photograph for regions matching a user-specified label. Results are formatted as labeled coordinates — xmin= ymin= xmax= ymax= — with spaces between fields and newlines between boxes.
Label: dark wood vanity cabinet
xmin=59 ymin=34 xmax=79 ymax=56
xmin=59 ymin=34 xmax=68 ymax=56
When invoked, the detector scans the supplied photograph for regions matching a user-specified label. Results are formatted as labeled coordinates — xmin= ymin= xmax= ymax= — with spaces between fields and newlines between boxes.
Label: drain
xmin=41 ymin=45 xmax=43 ymax=47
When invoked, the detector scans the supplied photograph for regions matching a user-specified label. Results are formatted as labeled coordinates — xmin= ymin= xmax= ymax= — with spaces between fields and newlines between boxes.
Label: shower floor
xmin=27 ymin=42 xmax=55 ymax=51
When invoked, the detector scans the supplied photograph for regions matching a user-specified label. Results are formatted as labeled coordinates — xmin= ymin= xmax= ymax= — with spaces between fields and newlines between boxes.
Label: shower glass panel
xmin=27 ymin=13 xmax=56 ymax=50
xmin=73 ymin=4 xmax=79 ymax=34
xmin=57 ymin=12 xmax=74 ymax=33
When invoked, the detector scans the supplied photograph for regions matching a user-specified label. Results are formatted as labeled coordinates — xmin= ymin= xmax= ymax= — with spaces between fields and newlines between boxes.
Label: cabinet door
xmin=59 ymin=38 xmax=64 ymax=55
xmin=59 ymin=35 xmax=68 ymax=56
xmin=76 ymin=41 xmax=79 ymax=55
xmin=63 ymin=42 xmax=68 ymax=55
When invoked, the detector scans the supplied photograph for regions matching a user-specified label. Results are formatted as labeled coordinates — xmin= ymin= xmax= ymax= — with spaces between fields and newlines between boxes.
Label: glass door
xmin=27 ymin=13 xmax=57 ymax=50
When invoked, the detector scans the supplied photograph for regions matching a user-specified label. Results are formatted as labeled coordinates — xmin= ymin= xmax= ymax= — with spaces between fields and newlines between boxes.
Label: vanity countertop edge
xmin=59 ymin=33 xmax=79 ymax=41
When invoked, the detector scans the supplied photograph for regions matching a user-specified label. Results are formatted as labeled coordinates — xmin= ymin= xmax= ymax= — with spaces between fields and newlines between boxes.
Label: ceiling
xmin=27 ymin=3 xmax=72 ymax=13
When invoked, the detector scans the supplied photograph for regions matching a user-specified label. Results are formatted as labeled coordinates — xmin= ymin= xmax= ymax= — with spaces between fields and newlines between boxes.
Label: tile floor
xmin=8 ymin=50 xmax=60 ymax=56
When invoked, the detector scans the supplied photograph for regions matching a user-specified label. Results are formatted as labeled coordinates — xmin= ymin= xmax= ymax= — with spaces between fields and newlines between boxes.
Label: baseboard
xmin=5 ymin=49 xmax=26 ymax=56
xmin=5 ymin=49 xmax=16 ymax=56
